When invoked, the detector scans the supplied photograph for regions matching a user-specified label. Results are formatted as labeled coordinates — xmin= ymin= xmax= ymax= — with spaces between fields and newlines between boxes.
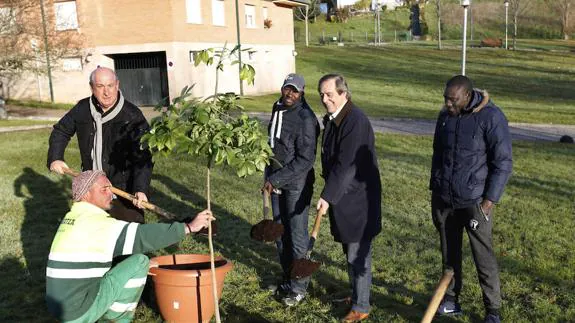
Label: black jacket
xmin=266 ymin=97 xmax=320 ymax=190
xmin=321 ymin=101 xmax=382 ymax=243
xmin=430 ymin=90 xmax=512 ymax=208
xmin=47 ymin=96 xmax=153 ymax=194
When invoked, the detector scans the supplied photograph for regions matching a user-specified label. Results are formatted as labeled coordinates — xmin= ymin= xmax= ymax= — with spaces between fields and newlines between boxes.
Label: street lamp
xmin=504 ymin=0 xmax=509 ymax=50
xmin=460 ymin=0 xmax=471 ymax=75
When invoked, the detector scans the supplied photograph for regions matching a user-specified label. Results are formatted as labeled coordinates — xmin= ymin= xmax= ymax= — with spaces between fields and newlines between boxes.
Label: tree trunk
xmin=206 ymin=166 xmax=221 ymax=323
xmin=437 ymin=0 xmax=442 ymax=50
xmin=563 ymin=4 xmax=570 ymax=40
xmin=513 ymin=14 xmax=518 ymax=50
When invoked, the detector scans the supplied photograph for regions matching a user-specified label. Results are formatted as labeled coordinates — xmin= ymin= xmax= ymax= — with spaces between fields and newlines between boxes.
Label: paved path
xmin=2 ymin=106 xmax=575 ymax=142
xmin=249 ymin=112 xmax=575 ymax=143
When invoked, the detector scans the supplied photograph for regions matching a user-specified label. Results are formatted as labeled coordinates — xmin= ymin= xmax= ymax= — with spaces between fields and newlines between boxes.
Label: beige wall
xmin=5 ymin=41 xmax=295 ymax=103
xmin=78 ymin=0 xmax=295 ymax=47
xmin=4 ymin=0 xmax=300 ymax=103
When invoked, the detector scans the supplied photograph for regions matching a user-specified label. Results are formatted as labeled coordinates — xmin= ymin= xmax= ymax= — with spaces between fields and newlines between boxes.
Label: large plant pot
xmin=149 ymin=254 xmax=233 ymax=323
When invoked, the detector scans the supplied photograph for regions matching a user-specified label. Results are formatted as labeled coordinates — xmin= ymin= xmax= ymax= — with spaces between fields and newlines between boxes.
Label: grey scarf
xmin=89 ymin=92 xmax=124 ymax=170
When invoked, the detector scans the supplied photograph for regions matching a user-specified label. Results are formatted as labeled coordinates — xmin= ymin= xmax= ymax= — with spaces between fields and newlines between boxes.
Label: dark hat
xmin=282 ymin=73 xmax=305 ymax=92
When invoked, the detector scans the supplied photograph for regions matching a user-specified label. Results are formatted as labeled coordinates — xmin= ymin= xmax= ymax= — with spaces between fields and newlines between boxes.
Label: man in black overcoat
xmin=316 ymin=74 xmax=381 ymax=323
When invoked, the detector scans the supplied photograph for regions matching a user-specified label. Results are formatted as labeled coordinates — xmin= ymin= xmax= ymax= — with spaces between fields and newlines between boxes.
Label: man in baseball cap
xmin=262 ymin=73 xmax=320 ymax=307
xmin=282 ymin=73 xmax=305 ymax=92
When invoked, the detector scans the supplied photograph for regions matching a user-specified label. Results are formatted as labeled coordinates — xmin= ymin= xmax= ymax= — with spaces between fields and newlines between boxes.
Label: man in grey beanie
xmin=46 ymin=170 xmax=213 ymax=322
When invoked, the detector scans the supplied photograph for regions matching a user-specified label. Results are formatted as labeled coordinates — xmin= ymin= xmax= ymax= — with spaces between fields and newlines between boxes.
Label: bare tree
xmin=435 ymin=0 xmax=442 ymax=50
xmin=0 ymin=0 xmax=83 ymax=86
xmin=544 ymin=0 xmax=574 ymax=40
xmin=508 ymin=0 xmax=533 ymax=49
xmin=294 ymin=0 xmax=321 ymax=22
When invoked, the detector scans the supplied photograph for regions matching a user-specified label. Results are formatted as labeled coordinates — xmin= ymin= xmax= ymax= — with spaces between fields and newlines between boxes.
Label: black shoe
xmin=484 ymin=313 xmax=501 ymax=323
xmin=437 ymin=298 xmax=462 ymax=316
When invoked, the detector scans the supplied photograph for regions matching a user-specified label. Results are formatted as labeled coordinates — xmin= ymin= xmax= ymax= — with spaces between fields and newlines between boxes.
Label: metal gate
xmin=113 ymin=52 xmax=169 ymax=106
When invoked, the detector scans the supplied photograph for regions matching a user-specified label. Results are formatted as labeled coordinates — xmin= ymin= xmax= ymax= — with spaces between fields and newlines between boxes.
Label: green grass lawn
xmin=0 ymin=119 xmax=53 ymax=128
xmin=1 ymin=129 xmax=573 ymax=322
xmin=6 ymin=99 xmax=74 ymax=110
xmin=242 ymin=43 xmax=575 ymax=125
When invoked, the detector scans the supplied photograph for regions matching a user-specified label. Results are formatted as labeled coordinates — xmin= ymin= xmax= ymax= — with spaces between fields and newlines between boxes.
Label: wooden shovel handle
xmin=310 ymin=208 xmax=326 ymax=240
xmin=421 ymin=269 xmax=454 ymax=323
xmin=262 ymin=189 xmax=270 ymax=220
xmin=62 ymin=168 xmax=177 ymax=220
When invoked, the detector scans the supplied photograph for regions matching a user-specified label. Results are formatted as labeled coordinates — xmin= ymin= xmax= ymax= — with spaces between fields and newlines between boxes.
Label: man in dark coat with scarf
xmin=263 ymin=73 xmax=320 ymax=307
xmin=316 ymin=74 xmax=381 ymax=323
xmin=47 ymin=67 xmax=153 ymax=223
xmin=430 ymin=75 xmax=512 ymax=323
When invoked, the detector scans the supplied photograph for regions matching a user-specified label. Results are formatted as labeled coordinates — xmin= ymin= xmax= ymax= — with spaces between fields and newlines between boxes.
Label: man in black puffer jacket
xmin=262 ymin=74 xmax=320 ymax=307
xmin=430 ymin=75 xmax=512 ymax=323
xmin=47 ymin=67 xmax=153 ymax=223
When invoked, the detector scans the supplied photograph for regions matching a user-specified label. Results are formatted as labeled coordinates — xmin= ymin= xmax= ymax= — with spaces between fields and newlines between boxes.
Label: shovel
xmin=250 ymin=190 xmax=284 ymax=242
xmin=62 ymin=167 xmax=217 ymax=235
xmin=421 ymin=269 xmax=454 ymax=323
xmin=62 ymin=168 xmax=179 ymax=219
xmin=290 ymin=208 xmax=326 ymax=279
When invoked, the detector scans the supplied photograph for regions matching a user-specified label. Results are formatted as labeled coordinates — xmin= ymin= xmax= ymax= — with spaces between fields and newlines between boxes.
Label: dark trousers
xmin=271 ymin=184 xmax=313 ymax=295
xmin=109 ymin=198 xmax=145 ymax=223
xmin=342 ymin=239 xmax=373 ymax=314
xmin=431 ymin=195 xmax=501 ymax=313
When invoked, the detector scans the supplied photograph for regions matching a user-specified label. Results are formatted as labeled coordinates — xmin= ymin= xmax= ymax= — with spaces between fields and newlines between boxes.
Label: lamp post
xmin=504 ymin=0 xmax=509 ymax=50
xmin=460 ymin=0 xmax=470 ymax=75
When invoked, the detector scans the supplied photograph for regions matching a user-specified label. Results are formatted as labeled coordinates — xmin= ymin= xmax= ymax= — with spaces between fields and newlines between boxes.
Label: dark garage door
xmin=113 ymin=52 xmax=169 ymax=106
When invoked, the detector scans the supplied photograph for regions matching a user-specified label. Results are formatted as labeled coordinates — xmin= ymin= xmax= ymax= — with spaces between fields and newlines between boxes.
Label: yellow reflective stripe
xmin=46 ymin=267 xmax=109 ymax=279
xmin=124 ymin=277 xmax=147 ymax=288
xmin=109 ymin=302 xmax=138 ymax=312
xmin=122 ymin=223 xmax=139 ymax=255
xmin=48 ymin=252 xmax=110 ymax=263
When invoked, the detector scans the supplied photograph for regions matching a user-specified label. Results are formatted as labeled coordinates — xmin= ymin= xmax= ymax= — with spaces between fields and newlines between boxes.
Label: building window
xmin=262 ymin=7 xmax=268 ymax=20
xmin=54 ymin=1 xmax=78 ymax=31
xmin=212 ymin=0 xmax=225 ymax=26
xmin=62 ymin=57 xmax=82 ymax=71
xmin=186 ymin=0 xmax=202 ymax=24
xmin=244 ymin=4 xmax=256 ymax=28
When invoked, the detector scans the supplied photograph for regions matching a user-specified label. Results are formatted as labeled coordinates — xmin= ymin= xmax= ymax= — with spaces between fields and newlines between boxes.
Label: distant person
xmin=45 ymin=170 xmax=214 ymax=322
xmin=263 ymin=73 xmax=320 ymax=306
xmin=47 ymin=67 xmax=153 ymax=223
xmin=430 ymin=75 xmax=512 ymax=323
xmin=316 ymin=74 xmax=381 ymax=323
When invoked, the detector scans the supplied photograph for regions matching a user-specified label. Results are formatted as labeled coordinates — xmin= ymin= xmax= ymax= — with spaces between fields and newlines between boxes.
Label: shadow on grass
xmin=10 ymin=167 xmax=71 ymax=322
xmin=150 ymin=173 xmax=444 ymax=321
xmin=0 ymin=256 xmax=58 ymax=323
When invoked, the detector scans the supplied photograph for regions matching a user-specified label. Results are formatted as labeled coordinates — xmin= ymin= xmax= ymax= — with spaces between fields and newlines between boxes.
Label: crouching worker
xmin=46 ymin=170 xmax=214 ymax=322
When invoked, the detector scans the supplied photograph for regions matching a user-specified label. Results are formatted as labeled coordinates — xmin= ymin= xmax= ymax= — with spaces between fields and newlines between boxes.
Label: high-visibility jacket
xmin=46 ymin=201 xmax=185 ymax=321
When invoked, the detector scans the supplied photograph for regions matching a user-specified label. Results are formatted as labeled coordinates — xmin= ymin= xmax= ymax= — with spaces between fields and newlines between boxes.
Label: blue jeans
xmin=342 ymin=239 xmax=373 ymax=313
xmin=271 ymin=185 xmax=313 ymax=295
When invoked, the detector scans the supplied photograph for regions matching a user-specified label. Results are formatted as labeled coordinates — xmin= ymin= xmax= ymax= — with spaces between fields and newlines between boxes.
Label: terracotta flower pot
xmin=149 ymin=254 xmax=233 ymax=323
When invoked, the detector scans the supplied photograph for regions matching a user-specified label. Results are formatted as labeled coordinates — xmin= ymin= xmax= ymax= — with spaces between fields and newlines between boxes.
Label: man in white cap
xmin=46 ymin=170 xmax=213 ymax=322
xmin=262 ymin=73 xmax=320 ymax=306
xmin=48 ymin=67 xmax=153 ymax=223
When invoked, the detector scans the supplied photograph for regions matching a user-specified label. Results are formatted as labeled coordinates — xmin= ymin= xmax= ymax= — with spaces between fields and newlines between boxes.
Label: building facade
xmin=2 ymin=0 xmax=306 ymax=105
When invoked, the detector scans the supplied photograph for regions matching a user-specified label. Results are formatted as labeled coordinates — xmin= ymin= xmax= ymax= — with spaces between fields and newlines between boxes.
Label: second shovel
xmin=290 ymin=208 xmax=326 ymax=279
